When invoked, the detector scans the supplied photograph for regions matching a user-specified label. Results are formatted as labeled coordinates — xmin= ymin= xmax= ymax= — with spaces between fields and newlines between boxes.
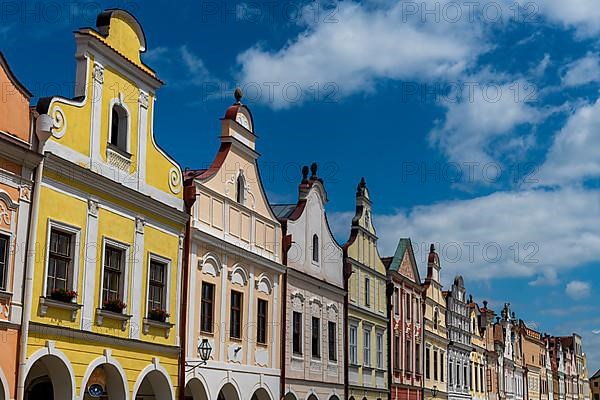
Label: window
xmin=406 ymin=294 xmax=411 ymax=320
xmin=0 ymin=235 xmax=9 ymax=291
xmin=328 ymin=321 xmax=337 ymax=361
xmin=312 ymin=234 xmax=319 ymax=262
xmin=425 ymin=348 xmax=431 ymax=379
xmin=480 ymin=365 xmax=484 ymax=392
xmin=293 ymin=312 xmax=302 ymax=354
xmin=450 ymin=361 xmax=453 ymax=384
xmin=147 ymin=259 xmax=166 ymax=313
xmin=312 ymin=317 xmax=320 ymax=358
xmin=415 ymin=343 xmax=421 ymax=374
xmin=349 ymin=325 xmax=358 ymax=364
xmin=475 ymin=363 xmax=479 ymax=391
xmin=230 ymin=291 xmax=243 ymax=339
xmin=394 ymin=288 xmax=399 ymax=316
xmin=456 ymin=363 xmax=460 ymax=386
xmin=365 ymin=277 xmax=370 ymax=307
xmin=440 ymin=352 xmax=444 ymax=382
xmin=110 ymin=104 xmax=128 ymax=152
xmin=433 ymin=308 xmax=439 ymax=329
xmin=395 ymin=336 xmax=401 ymax=370
xmin=236 ymin=174 xmax=245 ymax=204
xmin=464 ymin=365 xmax=468 ymax=388
xmin=433 ymin=350 xmax=438 ymax=380
xmin=200 ymin=282 xmax=214 ymax=333
xmin=376 ymin=332 xmax=384 ymax=369
xmin=257 ymin=299 xmax=268 ymax=344
xmin=46 ymin=229 xmax=73 ymax=295
xmin=102 ymin=245 xmax=124 ymax=304
xmin=405 ymin=340 xmax=412 ymax=371
xmin=363 ymin=329 xmax=371 ymax=367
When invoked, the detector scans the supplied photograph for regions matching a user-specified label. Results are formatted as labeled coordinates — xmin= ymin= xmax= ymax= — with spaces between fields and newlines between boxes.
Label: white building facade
xmin=274 ymin=163 xmax=345 ymax=400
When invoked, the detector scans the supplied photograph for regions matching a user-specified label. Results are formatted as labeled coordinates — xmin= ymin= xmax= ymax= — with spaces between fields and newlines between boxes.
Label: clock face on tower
xmin=236 ymin=113 xmax=250 ymax=131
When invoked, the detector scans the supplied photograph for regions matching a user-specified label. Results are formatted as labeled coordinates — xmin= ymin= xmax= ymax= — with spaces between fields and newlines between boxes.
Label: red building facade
xmin=383 ymin=239 xmax=423 ymax=400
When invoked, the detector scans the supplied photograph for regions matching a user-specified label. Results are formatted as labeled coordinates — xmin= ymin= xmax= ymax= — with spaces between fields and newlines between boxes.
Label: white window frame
xmin=99 ymin=237 xmax=130 ymax=309
xmin=0 ymin=229 xmax=13 ymax=292
xmin=364 ymin=277 xmax=370 ymax=307
xmin=349 ymin=323 xmax=358 ymax=365
xmin=43 ymin=220 xmax=81 ymax=296
xmin=376 ymin=330 xmax=384 ymax=369
xmin=107 ymin=97 xmax=131 ymax=153
xmin=364 ymin=328 xmax=372 ymax=367
xmin=145 ymin=253 xmax=171 ymax=318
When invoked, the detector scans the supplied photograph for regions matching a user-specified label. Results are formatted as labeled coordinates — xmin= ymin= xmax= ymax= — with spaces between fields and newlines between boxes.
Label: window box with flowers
xmin=39 ymin=290 xmax=82 ymax=321
xmin=143 ymin=308 xmax=174 ymax=338
xmin=96 ymin=299 xmax=131 ymax=330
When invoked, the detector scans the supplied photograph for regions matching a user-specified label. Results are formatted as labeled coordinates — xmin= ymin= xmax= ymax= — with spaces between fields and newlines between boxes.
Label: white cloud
xmin=565 ymin=280 xmax=591 ymax=299
xmin=516 ymin=0 xmax=600 ymax=38
xmin=330 ymin=187 xmax=600 ymax=284
xmin=535 ymin=98 xmax=600 ymax=186
xmin=562 ymin=53 xmax=600 ymax=87
xmin=428 ymin=78 xmax=543 ymax=174
xmin=236 ymin=1 xmax=487 ymax=109
xmin=144 ymin=46 xmax=170 ymax=64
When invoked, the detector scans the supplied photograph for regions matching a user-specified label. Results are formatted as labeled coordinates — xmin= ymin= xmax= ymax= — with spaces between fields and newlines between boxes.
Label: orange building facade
xmin=0 ymin=52 xmax=42 ymax=400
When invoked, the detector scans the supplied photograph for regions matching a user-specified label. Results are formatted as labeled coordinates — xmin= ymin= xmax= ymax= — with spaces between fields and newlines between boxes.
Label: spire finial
xmin=310 ymin=162 xmax=318 ymax=179
xmin=234 ymin=87 xmax=243 ymax=104
xmin=430 ymin=243 xmax=435 ymax=252
xmin=301 ymin=166 xmax=309 ymax=183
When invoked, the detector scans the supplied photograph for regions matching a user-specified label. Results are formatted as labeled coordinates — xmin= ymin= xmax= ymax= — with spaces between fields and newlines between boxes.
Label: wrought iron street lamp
xmin=432 ymin=385 xmax=438 ymax=398
xmin=185 ymin=339 xmax=212 ymax=372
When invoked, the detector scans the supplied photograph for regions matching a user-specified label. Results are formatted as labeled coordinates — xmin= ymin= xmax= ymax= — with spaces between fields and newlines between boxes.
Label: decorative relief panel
xmin=228 ymin=343 xmax=243 ymax=363
xmin=228 ymin=265 xmax=248 ymax=287
xmin=309 ymin=297 xmax=323 ymax=315
xmin=255 ymin=273 xmax=272 ymax=294
xmin=290 ymin=291 xmax=305 ymax=311
xmin=255 ymin=348 xmax=269 ymax=367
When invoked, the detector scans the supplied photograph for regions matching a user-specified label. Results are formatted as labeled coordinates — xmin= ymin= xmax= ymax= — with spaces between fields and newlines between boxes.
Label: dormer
xmin=221 ymin=88 xmax=256 ymax=151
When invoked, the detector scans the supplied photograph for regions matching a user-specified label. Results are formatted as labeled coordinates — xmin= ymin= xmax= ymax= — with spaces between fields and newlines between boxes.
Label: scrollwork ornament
xmin=93 ymin=63 xmax=104 ymax=83
xmin=51 ymin=106 xmax=67 ymax=138
xmin=168 ymin=167 xmax=182 ymax=194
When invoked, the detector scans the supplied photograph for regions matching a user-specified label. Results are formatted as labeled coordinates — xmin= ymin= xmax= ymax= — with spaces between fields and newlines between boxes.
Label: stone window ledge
xmin=96 ymin=308 xmax=132 ymax=331
xmin=39 ymin=297 xmax=82 ymax=321
xmin=142 ymin=318 xmax=174 ymax=338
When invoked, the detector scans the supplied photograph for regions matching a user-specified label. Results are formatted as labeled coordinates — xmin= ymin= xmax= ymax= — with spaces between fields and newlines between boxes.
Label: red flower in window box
xmin=50 ymin=288 xmax=78 ymax=303
xmin=148 ymin=308 xmax=170 ymax=323
xmin=103 ymin=299 xmax=127 ymax=313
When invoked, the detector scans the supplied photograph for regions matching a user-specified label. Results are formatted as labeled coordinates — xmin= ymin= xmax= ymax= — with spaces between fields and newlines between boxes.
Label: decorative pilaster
xmin=130 ymin=216 xmax=146 ymax=339
xmin=90 ymin=62 xmax=104 ymax=170
xmin=81 ymin=198 xmax=100 ymax=331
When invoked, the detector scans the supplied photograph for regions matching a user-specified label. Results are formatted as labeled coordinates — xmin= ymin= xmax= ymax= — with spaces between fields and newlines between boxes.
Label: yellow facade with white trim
xmin=23 ymin=9 xmax=187 ymax=400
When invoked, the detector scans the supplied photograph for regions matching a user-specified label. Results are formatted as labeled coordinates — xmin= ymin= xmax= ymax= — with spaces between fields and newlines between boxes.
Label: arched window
xmin=110 ymin=104 xmax=128 ymax=152
xmin=236 ymin=174 xmax=245 ymax=204
xmin=312 ymin=234 xmax=319 ymax=262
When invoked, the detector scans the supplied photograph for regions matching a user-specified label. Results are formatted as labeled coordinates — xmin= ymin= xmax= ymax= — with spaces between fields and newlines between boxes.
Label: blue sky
xmin=2 ymin=0 xmax=599 ymax=373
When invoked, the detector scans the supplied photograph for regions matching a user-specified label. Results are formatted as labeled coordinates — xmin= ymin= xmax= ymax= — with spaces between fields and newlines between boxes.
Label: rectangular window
xmin=364 ymin=329 xmax=371 ymax=367
xmin=475 ymin=363 xmax=479 ymax=391
xmin=376 ymin=332 xmax=384 ymax=369
xmin=406 ymin=294 xmax=411 ymax=320
xmin=200 ymin=282 xmax=214 ymax=333
xmin=415 ymin=343 xmax=421 ymax=374
xmin=465 ymin=365 xmax=468 ymax=388
xmin=394 ymin=287 xmax=399 ymax=316
xmin=450 ymin=361 xmax=453 ymax=384
xmin=312 ymin=317 xmax=321 ymax=358
xmin=433 ymin=350 xmax=438 ymax=381
xmin=0 ymin=235 xmax=9 ymax=291
xmin=395 ymin=336 xmax=401 ymax=370
xmin=441 ymin=352 xmax=444 ymax=382
xmin=257 ymin=299 xmax=268 ymax=344
xmin=457 ymin=363 xmax=460 ymax=386
xmin=480 ymin=365 xmax=484 ymax=392
xmin=365 ymin=277 xmax=370 ymax=307
xmin=230 ymin=290 xmax=243 ymax=339
xmin=147 ymin=259 xmax=166 ymax=313
xmin=349 ymin=325 xmax=358 ymax=364
xmin=406 ymin=340 xmax=412 ymax=372
xmin=46 ymin=229 xmax=73 ymax=295
xmin=425 ymin=348 xmax=431 ymax=379
xmin=102 ymin=245 xmax=124 ymax=304
xmin=328 ymin=321 xmax=337 ymax=361
xmin=293 ymin=312 xmax=302 ymax=354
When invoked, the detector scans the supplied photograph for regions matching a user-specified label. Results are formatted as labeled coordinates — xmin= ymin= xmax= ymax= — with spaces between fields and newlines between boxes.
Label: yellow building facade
xmin=344 ymin=179 xmax=388 ymax=400
xmin=18 ymin=10 xmax=188 ymax=400
xmin=469 ymin=302 xmax=487 ymax=400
